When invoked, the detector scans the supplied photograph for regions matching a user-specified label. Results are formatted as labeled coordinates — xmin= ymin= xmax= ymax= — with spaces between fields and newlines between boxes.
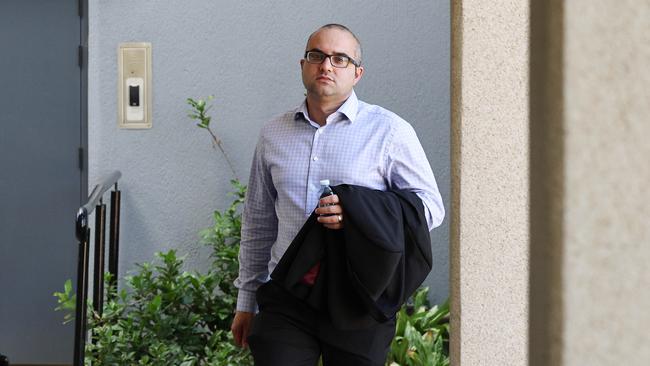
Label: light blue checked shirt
xmin=235 ymin=91 xmax=445 ymax=312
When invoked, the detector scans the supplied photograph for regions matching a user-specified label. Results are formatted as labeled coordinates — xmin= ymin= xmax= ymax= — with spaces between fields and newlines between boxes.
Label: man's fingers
xmin=241 ymin=327 xmax=249 ymax=348
xmin=316 ymin=213 xmax=342 ymax=223
xmin=318 ymin=194 xmax=340 ymax=206
xmin=231 ymin=311 xmax=254 ymax=348
xmin=315 ymin=204 xmax=342 ymax=216
xmin=231 ymin=324 xmax=243 ymax=347
xmin=323 ymin=223 xmax=343 ymax=230
xmin=318 ymin=212 xmax=344 ymax=229
xmin=233 ymin=327 xmax=248 ymax=348
xmin=316 ymin=194 xmax=344 ymax=230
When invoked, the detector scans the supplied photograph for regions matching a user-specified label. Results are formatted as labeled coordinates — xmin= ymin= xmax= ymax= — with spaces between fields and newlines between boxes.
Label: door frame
xmin=80 ymin=0 xmax=88 ymax=202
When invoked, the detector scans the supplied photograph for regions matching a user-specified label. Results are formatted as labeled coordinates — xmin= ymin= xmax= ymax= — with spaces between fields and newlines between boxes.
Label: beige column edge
xmin=449 ymin=0 xmax=462 ymax=363
xmin=451 ymin=1 xmax=530 ymax=365
xmin=530 ymin=1 xmax=650 ymax=365
xmin=529 ymin=1 xmax=565 ymax=365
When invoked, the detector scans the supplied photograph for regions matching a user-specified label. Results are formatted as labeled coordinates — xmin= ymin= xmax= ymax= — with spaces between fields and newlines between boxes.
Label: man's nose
xmin=319 ymin=56 xmax=334 ymax=72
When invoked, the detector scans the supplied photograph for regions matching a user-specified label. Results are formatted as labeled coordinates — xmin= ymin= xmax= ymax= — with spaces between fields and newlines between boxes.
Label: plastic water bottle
xmin=318 ymin=179 xmax=334 ymax=216
xmin=301 ymin=181 xmax=334 ymax=285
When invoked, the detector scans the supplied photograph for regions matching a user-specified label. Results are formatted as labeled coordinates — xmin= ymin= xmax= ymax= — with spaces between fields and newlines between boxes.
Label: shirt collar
xmin=294 ymin=90 xmax=360 ymax=124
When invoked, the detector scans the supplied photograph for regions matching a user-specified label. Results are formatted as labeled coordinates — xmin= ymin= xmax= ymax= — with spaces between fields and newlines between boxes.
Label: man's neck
xmin=306 ymin=93 xmax=350 ymax=126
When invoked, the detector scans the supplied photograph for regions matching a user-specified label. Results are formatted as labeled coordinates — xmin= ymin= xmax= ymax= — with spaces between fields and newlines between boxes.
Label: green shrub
xmin=55 ymin=180 xmax=252 ymax=366
xmin=386 ymin=288 xmax=450 ymax=366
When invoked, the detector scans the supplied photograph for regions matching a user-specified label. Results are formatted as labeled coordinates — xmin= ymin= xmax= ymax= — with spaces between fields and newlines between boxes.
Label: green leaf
xmin=148 ymin=294 xmax=162 ymax=313
xmin=64 ymin=278 xmax=72 ymax=294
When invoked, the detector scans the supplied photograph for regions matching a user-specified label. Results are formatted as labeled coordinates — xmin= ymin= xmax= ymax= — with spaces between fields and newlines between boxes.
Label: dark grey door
xmin=0 ymin=0 xmax=83 ymax=363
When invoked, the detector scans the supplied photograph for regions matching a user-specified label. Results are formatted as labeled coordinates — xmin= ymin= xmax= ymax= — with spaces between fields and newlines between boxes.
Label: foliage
xmin=53 ymin=96 xmax=252 ymax=365
xmin=386 ymin=288 xmax=450 ymax=366
xmin=53 ymin=278 xmax=76 ymax=324
xmin=199 ymin=179 xmax=246 ymax=329
xmin=187 ymin=96 xmax=238 ymax=180
xmin=54 ymin=181 xmax=252 ymax=365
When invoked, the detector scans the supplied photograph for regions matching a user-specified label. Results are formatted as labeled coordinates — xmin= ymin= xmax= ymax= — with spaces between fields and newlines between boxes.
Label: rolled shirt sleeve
xmin=385 ymin=121 xmax=445 ymax=231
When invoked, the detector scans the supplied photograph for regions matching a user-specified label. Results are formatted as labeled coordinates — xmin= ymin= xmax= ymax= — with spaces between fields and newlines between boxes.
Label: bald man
xmin=231 ymin=24 xmax=444 ymax=366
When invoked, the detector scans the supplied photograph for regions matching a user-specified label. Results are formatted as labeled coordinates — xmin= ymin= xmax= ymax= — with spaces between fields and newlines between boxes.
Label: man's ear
xmin=300 ymin=59 xmax=305 ymax=68
xmin=353 ymin=66 xmax=364 ymax=85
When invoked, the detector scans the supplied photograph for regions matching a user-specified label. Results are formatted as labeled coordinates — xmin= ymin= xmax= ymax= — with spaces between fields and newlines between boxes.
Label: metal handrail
xmin=73 ymin=170 xmax=122 ymax=366
xmin=75 ymin=170 xmax=121 ymax=241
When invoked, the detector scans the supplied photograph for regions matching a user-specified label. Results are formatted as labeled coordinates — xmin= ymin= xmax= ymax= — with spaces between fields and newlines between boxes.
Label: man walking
xmin=231 ymin=24 xmax=444 ymax=366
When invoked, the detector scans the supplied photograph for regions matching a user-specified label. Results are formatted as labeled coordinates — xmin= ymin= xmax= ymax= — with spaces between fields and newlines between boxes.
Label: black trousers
xmin=247 ymin=281 xmax=396 ymax=366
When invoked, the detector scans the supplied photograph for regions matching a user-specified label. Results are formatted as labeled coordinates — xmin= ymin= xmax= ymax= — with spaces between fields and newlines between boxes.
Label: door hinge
xmin=78 ymin=147 xmax=84 ymax=171
xmin=78 ymin=45 xmax=84 ymax=68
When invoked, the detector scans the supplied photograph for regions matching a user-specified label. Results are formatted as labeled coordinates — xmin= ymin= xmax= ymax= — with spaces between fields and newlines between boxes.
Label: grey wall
xmin=89 ymin=0 xmax=450 ymax=304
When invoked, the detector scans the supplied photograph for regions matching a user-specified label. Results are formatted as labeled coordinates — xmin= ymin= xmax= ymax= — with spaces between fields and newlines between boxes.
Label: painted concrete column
xmin=451 ymin=1 xmax=529 ymax=365
xmin=530 ymin=1 xmax=650 ymax=365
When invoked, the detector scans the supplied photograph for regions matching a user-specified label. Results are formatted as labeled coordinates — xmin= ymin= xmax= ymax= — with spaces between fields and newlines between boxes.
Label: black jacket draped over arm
xmin=269 ymin=184 xmax=433 ymax=330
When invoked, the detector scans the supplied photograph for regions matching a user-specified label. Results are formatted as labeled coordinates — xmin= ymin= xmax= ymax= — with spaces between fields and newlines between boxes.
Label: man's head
xmin=301 ymin=24 xmax=364 ymax=103
xmin=306 ymin=24 xmax=362 ymax=63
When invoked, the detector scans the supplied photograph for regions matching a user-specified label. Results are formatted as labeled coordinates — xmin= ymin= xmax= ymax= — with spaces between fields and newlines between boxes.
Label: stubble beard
xmin=305 ymin=79 xmax=338 ymax=99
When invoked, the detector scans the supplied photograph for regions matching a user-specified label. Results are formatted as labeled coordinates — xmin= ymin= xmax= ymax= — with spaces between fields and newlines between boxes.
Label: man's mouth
xmin=316 ymin=75 xmax=333 ymax=82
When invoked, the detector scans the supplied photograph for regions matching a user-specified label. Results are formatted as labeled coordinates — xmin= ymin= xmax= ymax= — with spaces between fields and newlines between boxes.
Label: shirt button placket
xmin=306 ymin=128 xmax=322 ymax=214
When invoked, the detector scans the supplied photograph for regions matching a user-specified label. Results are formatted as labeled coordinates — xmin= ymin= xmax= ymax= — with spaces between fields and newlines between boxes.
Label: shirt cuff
xmin=236 ymin=289 xmax=258 ymax=313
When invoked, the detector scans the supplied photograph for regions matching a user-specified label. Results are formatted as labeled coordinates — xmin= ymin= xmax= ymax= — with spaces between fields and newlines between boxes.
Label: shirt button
xmin=312 ymin=156 xmax=319 ymax=161
xmin=318 ymin=129 xmax=323 ymax=135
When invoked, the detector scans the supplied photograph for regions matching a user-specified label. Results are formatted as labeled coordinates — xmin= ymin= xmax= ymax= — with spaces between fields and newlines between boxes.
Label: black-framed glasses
xmin=304 ymin=50 xmax=360 ymax=68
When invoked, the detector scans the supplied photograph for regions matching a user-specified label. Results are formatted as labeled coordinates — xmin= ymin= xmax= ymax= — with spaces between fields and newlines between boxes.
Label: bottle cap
xmin=319 ymin=179 xmax=330 ymax=186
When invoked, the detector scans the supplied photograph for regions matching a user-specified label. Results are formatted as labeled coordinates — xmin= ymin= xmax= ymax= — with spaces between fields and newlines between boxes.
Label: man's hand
xmin=231 ymin=311 xmax=254 ymax=348
xmin=315 ymin=194 xmax=344 ymax=230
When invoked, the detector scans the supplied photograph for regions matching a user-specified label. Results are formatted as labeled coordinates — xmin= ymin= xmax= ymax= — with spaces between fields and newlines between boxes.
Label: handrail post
xmin=108 ymin=186 xmax=121 ymax=294
xmin=73 ymin=226 xmax=90 ymax=366
xmin=92 ymin=201 xmax=106 ymax=316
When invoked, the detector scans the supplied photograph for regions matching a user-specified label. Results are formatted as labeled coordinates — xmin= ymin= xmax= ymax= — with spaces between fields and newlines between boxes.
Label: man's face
xmin=301 ymin=28 xmax=364 ymax=101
